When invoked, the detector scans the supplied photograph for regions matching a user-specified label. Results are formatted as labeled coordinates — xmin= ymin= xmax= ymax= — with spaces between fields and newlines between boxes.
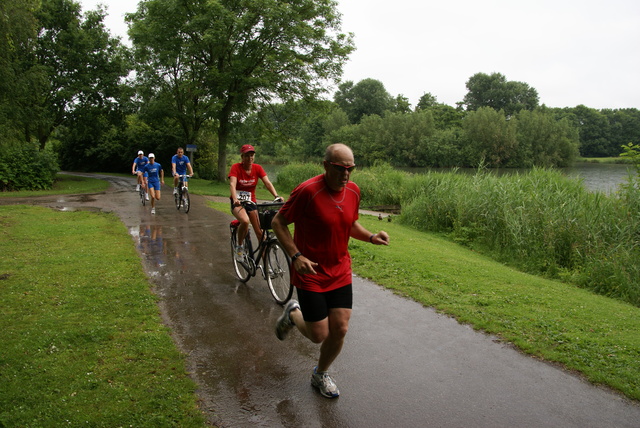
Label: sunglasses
xmin=328 ymin=162 xmax=356 ymax=173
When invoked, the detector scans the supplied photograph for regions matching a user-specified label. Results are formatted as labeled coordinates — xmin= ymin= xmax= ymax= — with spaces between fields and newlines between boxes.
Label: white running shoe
xmin=145 ymin=193 xmax=149 ymax=201
xmin=234 ymin=245 xmax=245 ymax=262
xmin=275 ymin=299 xmax=300 ymax=340
xmin=151 ymin=208 xmax=156 ymax=215
xmin=136 ymin=184 xmax=140 ymax=191
xmin=311 ymin=367 xmax=340 ymax=398
xmin=173 ymin=187 xmax=178 ymax=195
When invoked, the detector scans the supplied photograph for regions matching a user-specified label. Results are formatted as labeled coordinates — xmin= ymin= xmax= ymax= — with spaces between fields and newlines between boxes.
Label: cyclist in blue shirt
xmin=144 ymin=153 xmax=164 ymax=215
xmin=171 ymin=147 xmax=194 ymax=195
xmin=132 ymin=150 xmax=149 ymax=198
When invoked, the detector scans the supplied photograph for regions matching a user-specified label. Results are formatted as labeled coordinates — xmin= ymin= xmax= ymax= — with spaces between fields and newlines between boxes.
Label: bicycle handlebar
xmin=239 ymin=198 xmax=284 ymax=208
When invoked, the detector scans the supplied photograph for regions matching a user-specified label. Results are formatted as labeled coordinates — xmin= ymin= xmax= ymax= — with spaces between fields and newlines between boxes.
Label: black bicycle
xmin=229 ymin=199 xmax=293 ymax=305
xmin=174 ymin=174 xmax=191 ymax=213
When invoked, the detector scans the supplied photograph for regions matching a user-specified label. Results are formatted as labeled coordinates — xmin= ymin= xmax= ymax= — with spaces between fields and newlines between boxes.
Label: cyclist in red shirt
xmin=228 ymin=144 xmax=283 ymax=260
xmin=272 ymin=143 xmax=390 ymax=398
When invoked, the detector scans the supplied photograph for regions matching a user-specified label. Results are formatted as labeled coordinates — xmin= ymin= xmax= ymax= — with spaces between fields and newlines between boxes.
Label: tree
xmin=602 ymin=108 xmax=640 ymax=154
xmin=415 ymin=92 xmax=438 ymax=110
xmin=128 ymin=0 xmax=354 ymax=181
xmin=15 ymin=0 xmax=130 ymax=149
xmin=515 ymin=109 xmax=579 ymax=167
xmin=334 ymin=78 xmax=394 ymax=123
xmin=427 ymin=104 xmax=464 ymax=130
xmin=463 ymin=107 xmax=518 ymax=167
xmin=569 ymin=105 xmax=611 ymax=157
xmin=0 ymin=0 xmax=40 ymax=143
xmin=391 ymin=94 xmax=411 ymax=114
xmin=463 ymin=72 xmax=539 ymax=116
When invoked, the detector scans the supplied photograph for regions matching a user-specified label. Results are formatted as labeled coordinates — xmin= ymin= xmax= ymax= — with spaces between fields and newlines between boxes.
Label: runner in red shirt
xmin=272 ymin=143 xmax=390 ymax=398
xmin=228 ymin=144 xmax=282 ymax=260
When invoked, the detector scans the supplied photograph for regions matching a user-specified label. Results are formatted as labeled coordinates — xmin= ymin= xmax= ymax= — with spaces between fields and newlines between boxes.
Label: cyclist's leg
xmin=248 ymin=209 xmax=263 ymax=242
xmin=232 ymin=204 xmax=251 ymax=243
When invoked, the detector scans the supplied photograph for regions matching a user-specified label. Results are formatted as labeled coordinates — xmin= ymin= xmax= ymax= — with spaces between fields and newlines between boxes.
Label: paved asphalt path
xmin=7 ymin=173 xmax=640 ymax=427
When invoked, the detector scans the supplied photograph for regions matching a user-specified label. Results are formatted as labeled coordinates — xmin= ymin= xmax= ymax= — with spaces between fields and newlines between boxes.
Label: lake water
xmin=264 ymin=163 xmax=635 ymax=194
xmin=563 ymin=163 xmax=634 ymax=193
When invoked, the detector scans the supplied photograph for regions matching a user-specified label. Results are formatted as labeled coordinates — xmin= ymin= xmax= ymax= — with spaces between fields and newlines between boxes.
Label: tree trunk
xmin=216 ymin=117 xmax=229 ymax=182
xmin=216 ymin=99 xmax=235 ymax=182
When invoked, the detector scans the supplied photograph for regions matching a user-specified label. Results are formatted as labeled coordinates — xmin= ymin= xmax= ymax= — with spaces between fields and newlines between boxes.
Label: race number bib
xmin=237 ymin=191 xmax=251 ymax=201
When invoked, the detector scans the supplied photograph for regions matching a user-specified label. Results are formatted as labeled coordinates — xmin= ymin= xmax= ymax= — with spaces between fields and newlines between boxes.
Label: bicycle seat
xmin=230 ymin=220 xmax=240 ymax=227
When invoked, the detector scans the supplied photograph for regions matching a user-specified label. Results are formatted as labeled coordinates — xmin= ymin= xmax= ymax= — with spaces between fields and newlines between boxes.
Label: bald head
xmin=323 ymin=144 xmax=355 ymax=191
xmin=324 ymin=144 xmax=354 ymax=163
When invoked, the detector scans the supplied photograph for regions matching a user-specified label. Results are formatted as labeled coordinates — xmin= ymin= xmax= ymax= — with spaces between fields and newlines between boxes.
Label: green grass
xmin=0 ymin=206 xmax=206 ymax=426
xmin=0 ymin=173 xmax=109 ymax=198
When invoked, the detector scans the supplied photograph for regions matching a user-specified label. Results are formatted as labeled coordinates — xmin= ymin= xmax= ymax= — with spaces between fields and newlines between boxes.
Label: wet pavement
xmin=4 ymin=173 xmax=640 ymax=427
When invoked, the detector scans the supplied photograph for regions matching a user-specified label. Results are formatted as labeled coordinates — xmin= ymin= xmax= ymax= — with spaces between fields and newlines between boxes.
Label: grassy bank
xmin=0 ymin=173 xmax=109 ymax=198
xmin=578 ymin=156 xmax=633 ymax=164
xmin=0 ymin=205 xmax=206 ymax=426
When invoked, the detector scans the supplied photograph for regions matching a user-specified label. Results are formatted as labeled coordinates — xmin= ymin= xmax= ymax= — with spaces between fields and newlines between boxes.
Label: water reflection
xmin=129 ymin=223 xmax=195 ymax=279
xmin=130 ymin=224 xmax=166 ymax=269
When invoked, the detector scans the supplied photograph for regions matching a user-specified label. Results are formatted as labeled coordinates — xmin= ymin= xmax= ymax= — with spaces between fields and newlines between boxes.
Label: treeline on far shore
xmin=277 ymin=163 xmax=640 ymax=308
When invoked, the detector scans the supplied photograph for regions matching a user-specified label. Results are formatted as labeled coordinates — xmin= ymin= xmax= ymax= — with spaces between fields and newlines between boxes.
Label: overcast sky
xmin=79 ymin=0 xmax=640 ymax=110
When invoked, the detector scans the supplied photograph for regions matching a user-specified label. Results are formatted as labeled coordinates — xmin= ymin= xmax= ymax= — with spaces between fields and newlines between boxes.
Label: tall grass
xmin=397 ymin=167 xmax=640 ymax=306
xmin=275 ymin=162 xmax=324 ymax=193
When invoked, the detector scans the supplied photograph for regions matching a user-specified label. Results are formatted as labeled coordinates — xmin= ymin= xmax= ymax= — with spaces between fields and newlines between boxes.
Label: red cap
xmin=240 ymin=144 xmax=255 ymax=154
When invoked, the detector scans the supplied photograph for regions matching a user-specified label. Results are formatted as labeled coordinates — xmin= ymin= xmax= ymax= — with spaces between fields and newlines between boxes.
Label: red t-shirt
xmin=228 ymin=163 xmax=267 ymax=202
xmin=278 ymin=174 xmax=360 ymax=292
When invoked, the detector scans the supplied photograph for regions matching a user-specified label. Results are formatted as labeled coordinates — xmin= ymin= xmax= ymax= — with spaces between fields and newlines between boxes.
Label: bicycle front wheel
xmin=140 ymin=189 xmax=146 ymax=206
xmin=265 ymin=240 xmax=293 ymax=305
xmin=230 ymin=227 xmax=251 ymax=282
xmin=182 ymin=189 xmax=190 ymax=213
xmin=174 ymin=191 xmax=181 ymax=210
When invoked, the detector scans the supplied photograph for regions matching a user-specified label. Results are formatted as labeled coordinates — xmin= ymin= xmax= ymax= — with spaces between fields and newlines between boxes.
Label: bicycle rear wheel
xmin=230 ymin=227 xmax=251 ymax=282
xmin=182 ymin=189 xmax=190 ymax=213
xmin=265 ymin=240 xmax=293 ymax=305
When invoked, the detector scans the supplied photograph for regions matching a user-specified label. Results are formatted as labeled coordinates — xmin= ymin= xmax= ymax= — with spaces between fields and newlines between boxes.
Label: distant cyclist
xmin=132 ymin=150 xmax=149 ymax=200
xmin=144 ymin=153 xmax=164 ymax=215
xmin=171 ymin=147 xmax=194 ymax=195
xmin=228 ymin=144 xmax=283 ymax=260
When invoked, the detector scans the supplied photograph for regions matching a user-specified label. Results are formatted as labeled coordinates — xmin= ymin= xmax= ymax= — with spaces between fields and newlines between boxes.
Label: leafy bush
xmin=0 ymin=144 xmax=59 ymax=191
